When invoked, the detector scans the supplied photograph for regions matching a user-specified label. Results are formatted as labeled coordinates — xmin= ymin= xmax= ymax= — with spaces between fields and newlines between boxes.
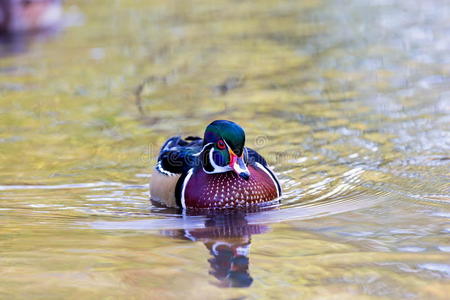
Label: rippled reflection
xmin=161 ymin=213 xmax=267 ymax=288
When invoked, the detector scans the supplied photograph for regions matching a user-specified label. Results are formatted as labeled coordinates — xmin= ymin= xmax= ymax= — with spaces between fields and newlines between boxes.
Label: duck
xmin=0 ymin=0 xmax=62 ymax=33
xmin=150 ymin=120 xmax=281 ymax=210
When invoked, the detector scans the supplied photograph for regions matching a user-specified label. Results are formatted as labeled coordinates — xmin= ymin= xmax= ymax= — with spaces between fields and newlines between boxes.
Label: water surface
xmin=1 ymin=0 xmax=449 ymax=298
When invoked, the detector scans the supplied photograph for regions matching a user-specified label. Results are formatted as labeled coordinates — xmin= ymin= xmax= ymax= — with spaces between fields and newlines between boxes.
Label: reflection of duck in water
xmin=162 ymin=213 xmax=268 ymax=288
xmin=0 ymin=0 xmax=62 ymax=33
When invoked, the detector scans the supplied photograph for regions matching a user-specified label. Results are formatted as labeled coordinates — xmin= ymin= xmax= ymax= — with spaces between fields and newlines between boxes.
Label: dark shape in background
xmin=0 ymin=0 xmax=62 ymax=56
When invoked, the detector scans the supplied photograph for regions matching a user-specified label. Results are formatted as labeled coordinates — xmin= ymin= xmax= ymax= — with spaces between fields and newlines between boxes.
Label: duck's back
xmin=150 ymin=136 xmax=202 ymax=207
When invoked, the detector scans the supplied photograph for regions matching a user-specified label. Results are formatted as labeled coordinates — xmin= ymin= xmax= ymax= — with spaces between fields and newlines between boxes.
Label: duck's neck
xmin=200 ymin=145 xmax=232 ymax=174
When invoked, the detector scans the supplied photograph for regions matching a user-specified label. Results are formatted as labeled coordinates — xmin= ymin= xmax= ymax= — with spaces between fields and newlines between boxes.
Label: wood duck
xmin=0 ymin=0 xmax=61 ymax=33
xmin=150 ymin=120 xmax=281 ymax=210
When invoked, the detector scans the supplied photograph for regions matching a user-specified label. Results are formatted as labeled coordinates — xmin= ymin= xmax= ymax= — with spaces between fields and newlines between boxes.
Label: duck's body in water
xmin=150 ymin=120 xmax=281 ymax=210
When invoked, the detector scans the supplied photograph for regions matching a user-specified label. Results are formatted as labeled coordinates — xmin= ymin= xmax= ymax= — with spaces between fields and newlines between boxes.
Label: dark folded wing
xmin=156 ymin=136 xmax=203 ymax=175
xmin=246 ymin=147 xmax=268 ymax=166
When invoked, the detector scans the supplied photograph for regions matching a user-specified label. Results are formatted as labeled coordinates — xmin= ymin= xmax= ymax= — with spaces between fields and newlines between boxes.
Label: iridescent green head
xmin=204 ymin=120 xmax=245 ymax=155
xmin=201 ymin=120 xmax=250 ymax=180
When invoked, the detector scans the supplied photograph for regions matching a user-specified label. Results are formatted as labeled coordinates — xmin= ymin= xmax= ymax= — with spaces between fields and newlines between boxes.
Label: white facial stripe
xmin=255 ymin=162 xmax=281 ymax=197
xmin=211 ymin=241 xmax=233 ymax=256
xmin=180 ymin=168 xmax=194 ymax=209
xmin=223 ymin=139 xmax=232 ymax=152
xmin=192 ymin=142 xmax=212 ymax=157
xmin=203 ymin=147 xmax=232 ymax=174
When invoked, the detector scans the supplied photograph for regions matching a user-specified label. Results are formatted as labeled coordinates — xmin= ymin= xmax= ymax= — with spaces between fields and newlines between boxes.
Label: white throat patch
xmin=203 ymin=148 xmax=233 ymax=174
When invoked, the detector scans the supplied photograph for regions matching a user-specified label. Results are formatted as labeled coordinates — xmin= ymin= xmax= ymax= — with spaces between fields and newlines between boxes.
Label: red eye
xmin=217 ymin=140 xmax=226 ymax=150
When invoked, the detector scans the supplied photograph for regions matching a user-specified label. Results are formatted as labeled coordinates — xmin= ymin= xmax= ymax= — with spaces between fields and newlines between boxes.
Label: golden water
xmin=1 ymin=0 xmax=449 ymax=298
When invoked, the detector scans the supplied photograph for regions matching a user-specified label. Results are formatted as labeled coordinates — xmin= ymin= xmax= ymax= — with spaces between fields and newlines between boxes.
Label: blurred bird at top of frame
xmin=0 ymin=0 xmax=62 ymax=33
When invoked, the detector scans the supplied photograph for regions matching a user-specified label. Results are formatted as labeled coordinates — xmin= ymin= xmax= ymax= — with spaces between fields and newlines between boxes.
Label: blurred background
xmin=0 ymin=0 xmax=449 ymax=298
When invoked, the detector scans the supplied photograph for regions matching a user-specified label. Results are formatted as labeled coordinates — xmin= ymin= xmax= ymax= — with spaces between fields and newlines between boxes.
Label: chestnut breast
xmin=183 ymin=164 xmax=279 ymax=209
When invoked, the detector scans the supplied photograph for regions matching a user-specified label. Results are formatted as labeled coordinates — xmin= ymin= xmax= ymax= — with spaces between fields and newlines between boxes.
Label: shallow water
xmin=1 ymin=0 xmax=449 ymax=298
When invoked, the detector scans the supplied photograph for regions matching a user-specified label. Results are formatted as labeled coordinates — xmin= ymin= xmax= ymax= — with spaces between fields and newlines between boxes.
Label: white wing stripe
xmin=255 ymin=162 xmax=281 ymax=197
xmin=155 ymin=161 xmax=177 ymax=176
xmin=180 ymin=168 xmax=194 ymax=209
